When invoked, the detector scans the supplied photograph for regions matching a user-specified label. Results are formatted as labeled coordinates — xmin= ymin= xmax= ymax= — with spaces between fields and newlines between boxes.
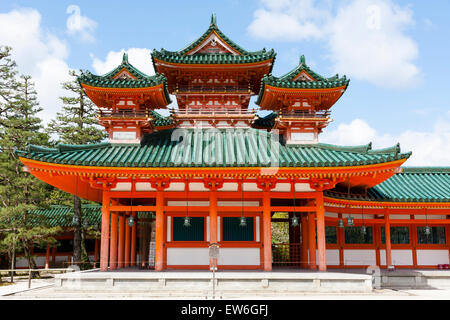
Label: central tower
xmin=152 ymin=14 xmax=276 ymax=128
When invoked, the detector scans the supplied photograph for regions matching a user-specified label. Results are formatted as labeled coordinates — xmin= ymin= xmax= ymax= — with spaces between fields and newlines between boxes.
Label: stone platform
xmin=54 ymin=269 xmax=373 ymax=296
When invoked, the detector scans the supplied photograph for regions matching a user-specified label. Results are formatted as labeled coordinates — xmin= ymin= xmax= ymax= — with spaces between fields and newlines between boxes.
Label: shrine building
xmin=17 ymin=15 xmax=450 ymax=272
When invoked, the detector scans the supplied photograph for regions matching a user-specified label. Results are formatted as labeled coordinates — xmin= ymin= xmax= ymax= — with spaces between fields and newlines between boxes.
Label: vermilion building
xmin=17 ymin=15 xmax=450 ymax=272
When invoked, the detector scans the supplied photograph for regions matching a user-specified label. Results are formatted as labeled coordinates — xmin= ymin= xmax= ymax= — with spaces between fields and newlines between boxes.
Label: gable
xmin=292 ymin=70 xmax=316 ymax=82
xmin=112 ymin=69 xmax=137 ymax=80
xmin=186 ymin=32 xmax=240 ymax=56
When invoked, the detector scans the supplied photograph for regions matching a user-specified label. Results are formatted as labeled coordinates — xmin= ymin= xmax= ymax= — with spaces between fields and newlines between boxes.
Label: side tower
xmin=152 ymin=14 xmax=276 ymax=128
xmin=78 ymin=53 xmax=172 ymax=143
xmin=256 ymin=55 xmax=350 ymax=144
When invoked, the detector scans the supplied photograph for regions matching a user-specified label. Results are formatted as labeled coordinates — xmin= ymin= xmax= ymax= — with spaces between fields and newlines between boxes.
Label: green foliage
xmin=47 ymin=69 xmax=106 ymax=269
xmin=0 ymin=46 xmax=61 ymax=270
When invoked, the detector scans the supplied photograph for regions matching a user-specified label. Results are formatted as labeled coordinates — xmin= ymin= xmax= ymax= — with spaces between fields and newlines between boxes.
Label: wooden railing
xmin=176 ymin=85 xmax=251 ymax=93
xmin=279 ymin=110 xmax=330 ymax=119
xmin=173 ymin=108 xmax=256 ymax=116
xmin=98 ymin=109 xmax=149 ymax=119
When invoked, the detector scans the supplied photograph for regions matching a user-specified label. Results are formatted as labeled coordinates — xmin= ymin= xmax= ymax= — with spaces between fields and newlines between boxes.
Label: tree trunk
xmin=23 ymin=240 xmax=39 ymax=278
xmin=73 ymin=195 xmax=82 ymax=267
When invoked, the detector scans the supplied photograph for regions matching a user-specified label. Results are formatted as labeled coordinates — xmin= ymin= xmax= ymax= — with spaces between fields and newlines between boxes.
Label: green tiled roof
xmin=29 ymin=205 xmax=102 ymax=228
xmin=78 ymin=53 xmax=171 ymax=104
xmin=151 ymin=14 xmax=276 ymax=65
xmin=149 ymin=110 xmax=174 ymax=128
xmin=17 ymin=128 xmax=411 ymax=168
xmin=325 ymin=167 xmax=450 ymax=203
xmin=29 ymin=205 xmax=155 ymax=227
xmin=256 ymin=55 xmax=350 ymax=105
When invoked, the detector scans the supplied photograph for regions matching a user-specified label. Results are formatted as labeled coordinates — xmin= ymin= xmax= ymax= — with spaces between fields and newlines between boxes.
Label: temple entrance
xmin=271 ymin=212 xmax=302 ymax=268
xmin=137 ymin=212 xmax=155 ymax=269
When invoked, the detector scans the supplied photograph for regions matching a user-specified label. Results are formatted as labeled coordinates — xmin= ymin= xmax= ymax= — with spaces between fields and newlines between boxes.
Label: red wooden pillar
xmin=308 ymin=212 xmax=317 ymax=270
xmin=118 ymin=214 xmax=125 ymax=268
xmin=316 ymin=192 xmax=327 ymax=271
xmin=110 ymin=211 xmax=118 ymax=270
xmin=131 ymin=212 xmax=137 ymax=267
xmin=338 ymin=213 xmax=345 ymax=268
xmin=300 ymin=214 xmax=308 ymax=268
xmin=100 ymin=192 xmax=111 ymax=271
xmin=210 ymin=190 xmax=218 ymax=244
xmin=155 ymin=189 xmax=165 ymax=271
xmin=125 ymin=213 xmax=131 ymax=268
xmin=385 ymin=208 xmax=393 ymax=268
xmin=45 ymin=244 xmax=50 ymax=269
xmin=209 ymin=189 xmax=218 ymax=270
xmin=263 ymin=190 xmax=272 ymax=271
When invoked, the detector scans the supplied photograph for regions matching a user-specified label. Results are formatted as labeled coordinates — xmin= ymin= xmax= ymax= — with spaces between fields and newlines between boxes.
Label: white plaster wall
xmin=343 ymin=250 xmax=376 ymax=266
xmin=417 ymin=250 xmax=450 ymax=266
xmin=135 ymin=182 xmax=156 ymax=191
xmin=167 ymin=183 xmax=185 ymax=191
xmin=389 ymin=214 xmax=411 ymax=220
xmin=243 ymin=183 xmax=260 ymax=192
xmin=219 ymin=183 xmax=238 ymax=192
xmin=167 ymin=216 xmax=171 ymax=242
xmin=111 ymin=182 xmax=132 ymax=192
xmin=188 ymin=183 xmax=208 ymax=192
xmin=273 ymin=183 xmax=291 ymax=192
xmin=256 ymin=217 xmax=260 ymax=242
xmin=218 ymin=248 xmax=260 ymax=266
xmin=217 ymin=217 xmax=220 ymax=241
xmin=167 ymin=201 xmax=210 ymax=206
xmin=295 ymin=183 xmax=314 ymax=192
xmin=415 ymin=215 xmax=447 ymax=220
xmin=166 ymin=248 xmax=209 ymax=265
xmin=217 ymin=201 xmax=260 ymax=207
xmin=380 ymin=250 xmax=413 ymax=266
xmin=315 ymin=249 xmax=340 ymax=266
xmin=325 ymin=212 xmax=338 ymax=218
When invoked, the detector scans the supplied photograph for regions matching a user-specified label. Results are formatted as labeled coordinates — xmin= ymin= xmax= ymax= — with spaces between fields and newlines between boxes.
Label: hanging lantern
xmin=239 ymin=178 xmax=246 ymax=228
xmin=347 ymin=215 xmax=354 ymax=226
xmin=128 ymin=215 xmax=134 ymax=227
xmin=291 ymin=215 xmax=299 ymax=227
xmin=338 ymin=219 xmax=344 ymax=228
xmin=183 ymin=216 xmax=191 ymax=227
xmin=361 ymin=225 xmax=367 ymax=235
xmin=239 ymin=216 xmax=247 ymax=227
xmin=184 ymin=178 xmax=191 ymax=228
xmin=424 ymin=208 xmax=431 ymax=236
xmin=291 ymin=177 xmax=298 ymax=227
xmin=83 ymin=217 xmax=89 ymax=229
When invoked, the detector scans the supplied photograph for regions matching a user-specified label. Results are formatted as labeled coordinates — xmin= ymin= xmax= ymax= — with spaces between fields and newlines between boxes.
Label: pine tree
xmin=0 ymin=47 xmax=62 ymax=276
xmin=48 ymin=70 xmax=107 ymax=268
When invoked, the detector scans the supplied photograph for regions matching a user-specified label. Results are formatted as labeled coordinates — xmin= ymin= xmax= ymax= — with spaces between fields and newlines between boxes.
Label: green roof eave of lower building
xmin=16 ymin=128 xmax=411 ymax=169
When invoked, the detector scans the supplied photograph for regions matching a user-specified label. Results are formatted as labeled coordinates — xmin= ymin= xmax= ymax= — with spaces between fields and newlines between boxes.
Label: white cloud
xmin=66 ymin=5 xmax=97 ymax=43
xmin=0 ymin=8 xmax=72 ymax=123
xmin=90 ymin=48 xmax=154 ymax=76
xmin=248 ymin=0 xmax=330 ymax=41
xmin=320 ymin=118 xmax=450 ymax=166
xmin=248 ymin=0 xmax=420 ymax=88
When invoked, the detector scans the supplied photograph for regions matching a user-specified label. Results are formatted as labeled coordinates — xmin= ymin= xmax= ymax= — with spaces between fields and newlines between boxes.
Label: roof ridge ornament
xmin=122 ymin=52 xmax=129 ymax=64
xmin=300 ymin=54 xmax=306 ymax=65
xmin=210 ymin=13 xmax=217 ymax=26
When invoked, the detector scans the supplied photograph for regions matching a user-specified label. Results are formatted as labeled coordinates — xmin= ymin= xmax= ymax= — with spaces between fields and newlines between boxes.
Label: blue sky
xmin=1 ymin=0 xmax=449 ymax=166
